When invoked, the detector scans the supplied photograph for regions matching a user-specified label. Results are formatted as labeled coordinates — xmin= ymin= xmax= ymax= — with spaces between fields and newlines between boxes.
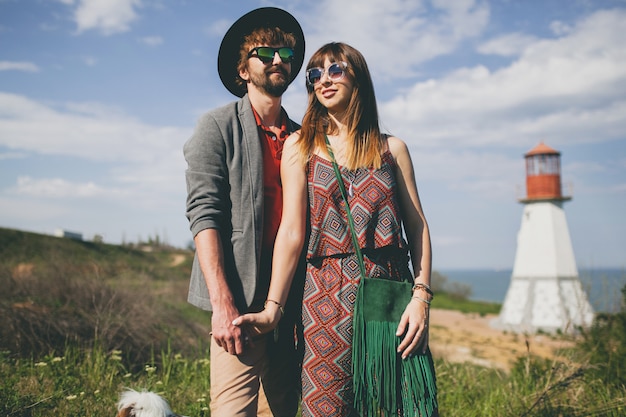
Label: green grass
xmin=2 ymin=347 xmax=624 ymax=416
xmin=431 ymin=291 xmax=501 ymax=315
xmin=1 ymin=227 xmax=625 ymax=416
xmin=0 ymin=346 xmax=213 ymax=416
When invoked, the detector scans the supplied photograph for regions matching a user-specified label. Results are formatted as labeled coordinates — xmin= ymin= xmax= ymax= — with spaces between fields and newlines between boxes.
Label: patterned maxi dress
xmin=301 ymin=150 xmax=433 ymax=416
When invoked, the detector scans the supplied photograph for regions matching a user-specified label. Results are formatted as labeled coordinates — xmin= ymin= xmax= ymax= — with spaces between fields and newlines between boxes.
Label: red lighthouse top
xmin=520 ymin=142 xmax=571 ymax=203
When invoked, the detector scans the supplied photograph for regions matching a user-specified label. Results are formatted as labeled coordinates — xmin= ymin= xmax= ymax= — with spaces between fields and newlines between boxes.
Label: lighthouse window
xmin=527 ymin=154 xmax=560 ymax=176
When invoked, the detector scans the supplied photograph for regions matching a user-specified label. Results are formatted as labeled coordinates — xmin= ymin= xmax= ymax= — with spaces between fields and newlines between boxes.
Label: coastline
xmin=438 ymin=267 xmax=626 ymax=313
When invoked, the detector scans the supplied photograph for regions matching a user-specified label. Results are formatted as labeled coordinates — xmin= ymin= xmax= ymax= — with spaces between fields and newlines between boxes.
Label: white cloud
xmin=71 ymin=0 xmax=142 ymax=35
xmin=11 ymin=176 xmax=119 ymax=198
xmin=433 ymin=235 xmax=469 ymax=247
xmin=0 ymin=91 xmax=190 ymax=210
xmin=477 ymin=33 xmax=537 ymax=56
xmin=380 ymin=9 xmax=626 ymax=150
xmin=303 ymin=0 xmax=490 ymax=81
xmin=0 ymin=151 xmax=27 ymax=160
xmin=82 ymin=56 xmax=98 ymax=66
xmin=549 ymin=20 xmax=572 ymax=36
xmin=138 ymin=36 xmax=163 ymax=46
xmin=204 ymin=19 xmax=231 ymax=39
xmin=0 ymin=61 xmax=40 ymax=72
xmin=0 ymin=92 xmax=189 ymax=164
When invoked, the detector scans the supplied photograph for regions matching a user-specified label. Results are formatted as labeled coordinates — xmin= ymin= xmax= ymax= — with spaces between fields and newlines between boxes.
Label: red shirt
xmin=252 ymin=107 xmax=290 ymax=251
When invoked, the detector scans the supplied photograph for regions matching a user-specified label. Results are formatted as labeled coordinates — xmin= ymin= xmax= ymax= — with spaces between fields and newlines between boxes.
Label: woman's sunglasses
xmin=306 ymin=62 xmax=348 ymax=86
xmin=247 ymin=47 xmax=294 ymax=64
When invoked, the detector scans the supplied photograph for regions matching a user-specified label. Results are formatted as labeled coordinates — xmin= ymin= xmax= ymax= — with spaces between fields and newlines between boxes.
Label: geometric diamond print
xmin=309 ymin=327 xmax=340 ymax=359
xmin=310 ymin=396 xmax=340 ymax=416
xmin=307 ymin=152 xmax=407 ymax=257
xmin=334 ymin=314 xmax=354 ymax=346
xmin=302 ymin=151 xmax=412 ymax=415
xmin=311 ymin=296 xmax=337 ymax=324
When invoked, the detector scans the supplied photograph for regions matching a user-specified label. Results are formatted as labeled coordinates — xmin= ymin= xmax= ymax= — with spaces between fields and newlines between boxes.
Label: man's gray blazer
xmin=184 ymin=94 xmax=300 ymax=313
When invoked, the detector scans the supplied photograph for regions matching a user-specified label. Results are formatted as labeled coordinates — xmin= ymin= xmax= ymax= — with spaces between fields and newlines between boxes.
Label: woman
xmin=234 ymin=42 xmax=438 ymax=416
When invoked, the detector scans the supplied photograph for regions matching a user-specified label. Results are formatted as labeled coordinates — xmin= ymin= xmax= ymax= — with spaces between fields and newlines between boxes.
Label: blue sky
xmin=1 ymin=0 xmax=624 ymax=269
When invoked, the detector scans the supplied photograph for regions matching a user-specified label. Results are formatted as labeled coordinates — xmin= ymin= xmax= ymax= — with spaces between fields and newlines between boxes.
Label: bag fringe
xmin=353 ymin=285 xmax=438 ymax=416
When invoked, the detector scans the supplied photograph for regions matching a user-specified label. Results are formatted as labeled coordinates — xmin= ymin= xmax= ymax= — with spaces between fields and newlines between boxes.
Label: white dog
xmin=116 ymin=389 xmax=187 ymax=417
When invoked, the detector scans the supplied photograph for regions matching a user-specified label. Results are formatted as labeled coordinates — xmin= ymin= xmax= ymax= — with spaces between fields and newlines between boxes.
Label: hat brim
xmin=218 ymin=7 xmax=305 ymax=98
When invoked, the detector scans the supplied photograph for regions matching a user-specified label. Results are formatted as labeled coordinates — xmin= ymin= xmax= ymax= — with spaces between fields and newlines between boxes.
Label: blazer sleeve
xmin=183 ymin=111 xmax=230 ymax=238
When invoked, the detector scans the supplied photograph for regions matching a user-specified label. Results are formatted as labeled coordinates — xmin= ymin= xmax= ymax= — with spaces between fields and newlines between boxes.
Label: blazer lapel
xmin=238 ymin=95 xmax=264 ymax=260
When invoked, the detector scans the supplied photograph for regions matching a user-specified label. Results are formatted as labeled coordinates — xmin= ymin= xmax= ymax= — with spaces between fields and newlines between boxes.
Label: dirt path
xmin=170 ymin=253 xmax=187 ymax=266
xmin=428 ymin=309 xmax=575 ymax=371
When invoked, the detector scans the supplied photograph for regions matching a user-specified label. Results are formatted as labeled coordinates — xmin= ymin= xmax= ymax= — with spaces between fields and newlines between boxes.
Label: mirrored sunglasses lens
xmin=278 ymin=48 xmax=294 ymax=62
xmin=307 ymin=68 xmax=322 ymax=85
xmin=256 ymin=47 xmax=275 ymax=62
xmin=328 ymin=64 xmax=344 ymax=79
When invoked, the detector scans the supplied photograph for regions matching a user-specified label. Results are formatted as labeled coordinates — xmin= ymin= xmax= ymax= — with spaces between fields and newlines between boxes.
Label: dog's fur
xmin=116 ymin=389 xmax=186 ymax=417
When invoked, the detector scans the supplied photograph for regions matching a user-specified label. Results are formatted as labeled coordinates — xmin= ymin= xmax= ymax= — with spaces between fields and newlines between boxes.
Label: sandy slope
xmin=428 ymin=309 xmax=575 ymax=371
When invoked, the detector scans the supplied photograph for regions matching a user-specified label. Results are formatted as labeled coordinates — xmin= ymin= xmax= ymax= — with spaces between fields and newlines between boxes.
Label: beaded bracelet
xmin=412 ymin=282 xmax=434 ymax=298
xmin=265 ymin=299 xmax=285 ymax=316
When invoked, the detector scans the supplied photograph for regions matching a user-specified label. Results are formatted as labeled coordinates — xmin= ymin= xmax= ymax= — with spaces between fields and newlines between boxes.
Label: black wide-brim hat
xmin=218 ymin=7 xmax=305 ymax=98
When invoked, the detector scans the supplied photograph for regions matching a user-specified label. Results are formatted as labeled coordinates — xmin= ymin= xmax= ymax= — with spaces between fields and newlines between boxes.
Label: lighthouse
xmin=494 ymin=143 xmax=594 ymax=334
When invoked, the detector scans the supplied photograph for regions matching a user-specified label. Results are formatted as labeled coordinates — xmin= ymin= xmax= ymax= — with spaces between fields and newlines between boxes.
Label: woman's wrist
xmin=411 ymin=294 xmax=431 ymax=306
xmin=411 ymin=281 xmax=434 ymax=302
xmin=264 ymin=299 xmax=285 ymax=317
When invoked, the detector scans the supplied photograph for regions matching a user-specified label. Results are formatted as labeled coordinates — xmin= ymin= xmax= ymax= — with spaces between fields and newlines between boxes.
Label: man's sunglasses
xmin=306 ymin=62 xmax=348 ymax=86
xmin=247 ymin=47 xmax=295 ymax=64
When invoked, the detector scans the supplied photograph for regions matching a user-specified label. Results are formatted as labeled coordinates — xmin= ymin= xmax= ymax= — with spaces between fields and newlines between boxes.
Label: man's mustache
xmin=267 ymin=66 xmax=288 ymax=78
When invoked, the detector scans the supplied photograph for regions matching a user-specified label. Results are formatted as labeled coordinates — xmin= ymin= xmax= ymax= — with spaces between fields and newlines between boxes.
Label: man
xmin=183 ymin=7 xmax=305 ymax=417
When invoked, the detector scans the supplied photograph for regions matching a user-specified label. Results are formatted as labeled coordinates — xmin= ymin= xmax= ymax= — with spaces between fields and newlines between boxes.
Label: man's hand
xmin=211 ymin=303 xmax=249 ymax=355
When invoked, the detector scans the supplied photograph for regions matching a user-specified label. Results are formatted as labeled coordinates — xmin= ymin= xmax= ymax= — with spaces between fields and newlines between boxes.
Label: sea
xmin=437 ymin=268 xmax=626 ymax=313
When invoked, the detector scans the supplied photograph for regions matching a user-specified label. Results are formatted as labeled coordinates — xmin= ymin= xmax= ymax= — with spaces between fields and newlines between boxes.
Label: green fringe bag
xmin=352 ymin=278 xmax=438 ymax=417
xmin=325 ymin=135 xmax=438 ymax=417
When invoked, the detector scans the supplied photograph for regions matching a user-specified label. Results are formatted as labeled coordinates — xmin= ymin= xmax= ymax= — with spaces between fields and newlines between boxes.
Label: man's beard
xmin=250 ymin=66 xmax=290 ymax=97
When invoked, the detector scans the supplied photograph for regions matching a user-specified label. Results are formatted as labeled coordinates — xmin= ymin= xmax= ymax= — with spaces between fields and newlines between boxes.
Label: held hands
xmin=396 ymin=297 xmax=430 ymax=359
xmin=231 ymin=299 xmax=284 ymax=337
xmin=210 ymin=304 xmax=251 ymax=356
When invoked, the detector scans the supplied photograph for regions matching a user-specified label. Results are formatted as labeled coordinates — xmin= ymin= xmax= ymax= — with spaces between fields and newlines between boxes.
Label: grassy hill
xmin=0 ymin=227 xmax=206 ymax=365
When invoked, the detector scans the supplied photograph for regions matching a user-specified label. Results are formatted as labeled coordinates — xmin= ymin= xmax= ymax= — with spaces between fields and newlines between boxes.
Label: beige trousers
xmin=209 ymin=332 xmax=300 ymax=417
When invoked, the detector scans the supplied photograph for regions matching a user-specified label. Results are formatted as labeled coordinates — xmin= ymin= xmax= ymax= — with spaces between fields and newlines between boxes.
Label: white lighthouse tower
xmin=494 ymin=143 xmax=594 ymax=334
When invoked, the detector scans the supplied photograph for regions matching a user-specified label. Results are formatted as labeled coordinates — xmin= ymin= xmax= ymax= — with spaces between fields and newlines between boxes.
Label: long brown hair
xmin=297 ymin=42 xmax=383 ymax=170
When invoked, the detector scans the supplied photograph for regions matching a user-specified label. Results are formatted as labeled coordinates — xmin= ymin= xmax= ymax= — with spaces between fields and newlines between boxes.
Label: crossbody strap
xmin=324 ymin=135 xmax=367 ymax=279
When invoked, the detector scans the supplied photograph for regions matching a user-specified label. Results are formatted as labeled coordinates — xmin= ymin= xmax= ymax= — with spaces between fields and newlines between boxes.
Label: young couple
xmin=184 ymin=7 xmax=438 ymax=417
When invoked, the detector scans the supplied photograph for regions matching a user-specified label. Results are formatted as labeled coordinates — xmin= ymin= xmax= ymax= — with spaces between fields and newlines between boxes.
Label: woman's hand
xmin=396 ymin=297 xmax=430 ymax=359
xmin=232 ymin=303 xmax=282 ymax=337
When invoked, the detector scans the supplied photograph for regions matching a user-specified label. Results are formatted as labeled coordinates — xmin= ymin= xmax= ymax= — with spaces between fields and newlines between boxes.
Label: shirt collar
xmin=252 ymin=106 xmax=290 ymax=140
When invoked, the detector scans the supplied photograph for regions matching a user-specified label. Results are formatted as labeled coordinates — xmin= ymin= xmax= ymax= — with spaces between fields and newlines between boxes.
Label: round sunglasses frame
xmin=306 ymin=61 xmax=349 ymax=86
